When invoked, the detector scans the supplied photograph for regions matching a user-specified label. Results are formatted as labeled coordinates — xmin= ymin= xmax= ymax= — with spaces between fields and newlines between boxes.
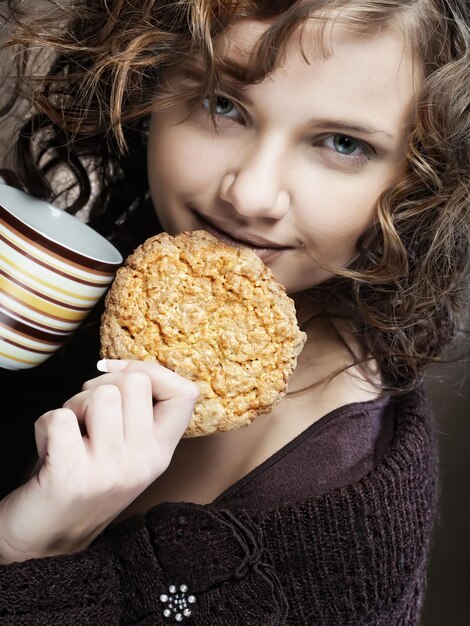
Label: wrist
xmin=0 ymin=525 xmax=95 ymax=564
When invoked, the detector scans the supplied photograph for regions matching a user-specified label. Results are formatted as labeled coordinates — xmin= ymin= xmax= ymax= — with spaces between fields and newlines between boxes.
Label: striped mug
xmin=0 ymin=183 xmax=122 ymax=369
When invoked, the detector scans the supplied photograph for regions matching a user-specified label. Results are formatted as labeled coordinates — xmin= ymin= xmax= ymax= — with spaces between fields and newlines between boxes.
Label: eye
xmin=331 ymin=135 xmax=361 ymax=155
xmin=325 ymin=134 xmax=369 ymax=156
xmin=317 ymin=133 xmax=373 ymax=166
xmin=202 ymin=95 xmax=242 ymax=120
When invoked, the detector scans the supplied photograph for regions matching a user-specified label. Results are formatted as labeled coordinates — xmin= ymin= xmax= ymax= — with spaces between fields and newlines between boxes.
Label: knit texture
xmin=0 ymin=387 xmax=437 ymax=625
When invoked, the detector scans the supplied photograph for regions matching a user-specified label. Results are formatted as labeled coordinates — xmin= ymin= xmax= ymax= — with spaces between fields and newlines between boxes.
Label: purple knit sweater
xmin=0 ymin=387 xmax=437 ymax=625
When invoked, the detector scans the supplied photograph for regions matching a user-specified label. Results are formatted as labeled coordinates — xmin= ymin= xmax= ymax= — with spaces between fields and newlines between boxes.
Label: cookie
xmin=100 ymin=230 xmax=306 ymax=437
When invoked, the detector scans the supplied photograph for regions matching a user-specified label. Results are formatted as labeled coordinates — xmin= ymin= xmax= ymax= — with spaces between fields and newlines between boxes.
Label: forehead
xmin=216 ymin=14 xmax=417 ymax=74
xmin=215 ymin=17 xmax=420 ymax=134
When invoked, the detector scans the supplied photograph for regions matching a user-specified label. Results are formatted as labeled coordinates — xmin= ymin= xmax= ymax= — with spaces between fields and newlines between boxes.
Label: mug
xmin=0 ymin=182 xmax=122 ymax=370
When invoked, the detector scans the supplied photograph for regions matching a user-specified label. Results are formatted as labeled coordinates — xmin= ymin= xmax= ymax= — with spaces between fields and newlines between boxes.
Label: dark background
xmin=422 ymin=366 xmax=470 ymax=626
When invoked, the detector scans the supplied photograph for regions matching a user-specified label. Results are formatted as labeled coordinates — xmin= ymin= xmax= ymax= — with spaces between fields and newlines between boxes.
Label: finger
xmin=96 ymin=359 xmax=128 ymax=373
xmin=83 ymin=371 xmax=156 ymax=446
xmin=35 ymin=408 xmax=85 ymax=467
xmin=63 ymin=385 xmax=124 ymax=456
xmin=152 ymin=389 xmax=198 ymax=455
xmin=95 ymin=359 xmax=200 ymax=403
xmin=111 ymin=371 xmax=155 ymax=447
xmin=95 ymin=360 xmax=200 ymax=451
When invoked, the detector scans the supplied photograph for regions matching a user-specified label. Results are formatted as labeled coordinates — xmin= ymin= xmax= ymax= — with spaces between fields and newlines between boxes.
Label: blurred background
xmin=422 ymin=366 xmax=470 ymax=626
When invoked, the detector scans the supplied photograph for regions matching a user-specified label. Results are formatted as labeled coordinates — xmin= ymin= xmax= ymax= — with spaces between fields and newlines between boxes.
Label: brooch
xmin=160 ymin=584 xmax=197 ymax=621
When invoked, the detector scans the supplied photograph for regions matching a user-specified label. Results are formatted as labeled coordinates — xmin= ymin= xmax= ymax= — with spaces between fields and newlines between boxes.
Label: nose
xmin=219 ymin=137 xmax=290 ymax=220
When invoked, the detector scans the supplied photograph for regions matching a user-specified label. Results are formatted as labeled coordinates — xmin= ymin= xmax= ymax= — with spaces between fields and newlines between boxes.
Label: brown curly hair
xmin=1 ymin=0 xmax=469 ymax=392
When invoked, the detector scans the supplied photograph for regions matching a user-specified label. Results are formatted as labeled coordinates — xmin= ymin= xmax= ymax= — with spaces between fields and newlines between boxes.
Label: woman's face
xmin=147 ymin=18 xmax=418 ymax=294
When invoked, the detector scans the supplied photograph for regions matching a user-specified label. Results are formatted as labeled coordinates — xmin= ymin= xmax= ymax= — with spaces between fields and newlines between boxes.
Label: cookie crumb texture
xmin=101 ymin=231 xmax=306 ymax=437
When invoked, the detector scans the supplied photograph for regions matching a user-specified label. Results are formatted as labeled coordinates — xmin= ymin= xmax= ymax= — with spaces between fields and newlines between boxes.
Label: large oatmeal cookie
xmin=100 ymin=230 xmax=306 ymax=437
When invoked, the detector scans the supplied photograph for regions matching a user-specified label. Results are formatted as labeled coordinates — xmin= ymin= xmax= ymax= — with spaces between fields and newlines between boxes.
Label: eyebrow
xmin=306 ymin=119 xmax=395 ymax=141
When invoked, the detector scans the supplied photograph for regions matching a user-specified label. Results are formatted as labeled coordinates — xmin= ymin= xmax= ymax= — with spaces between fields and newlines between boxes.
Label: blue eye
xmin=202 ymin=96 xmax=240 ymax=118
xmin=332 ymin=135 xmax=360 ymax=155
xmin=319 ymin=134 xmax=372 ymax=165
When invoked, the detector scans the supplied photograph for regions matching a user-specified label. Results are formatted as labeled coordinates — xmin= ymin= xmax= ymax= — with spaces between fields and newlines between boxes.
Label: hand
xmin=0 ymin=360 xmax=199 ymax=564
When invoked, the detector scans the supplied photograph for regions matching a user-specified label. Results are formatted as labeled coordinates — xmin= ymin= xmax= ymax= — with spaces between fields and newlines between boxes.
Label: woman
xmin=0 ymin=1 xmax=468 ymax=623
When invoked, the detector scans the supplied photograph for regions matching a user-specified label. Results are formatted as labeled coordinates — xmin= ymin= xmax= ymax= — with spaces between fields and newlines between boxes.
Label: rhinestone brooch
xmin=160 ymin=584 xmax=197 ymax=622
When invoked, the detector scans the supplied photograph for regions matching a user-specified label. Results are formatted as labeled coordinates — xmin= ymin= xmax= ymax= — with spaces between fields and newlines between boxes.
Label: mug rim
xmin=0 ymin=185 xmax=123 ymax=269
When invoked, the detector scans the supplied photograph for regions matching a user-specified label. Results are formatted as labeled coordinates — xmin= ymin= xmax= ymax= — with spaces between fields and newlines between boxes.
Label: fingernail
xmin=96 ymin=359 xmax=109 ymax=372
xmin=97 ymin=359 xmax=129 ymax=373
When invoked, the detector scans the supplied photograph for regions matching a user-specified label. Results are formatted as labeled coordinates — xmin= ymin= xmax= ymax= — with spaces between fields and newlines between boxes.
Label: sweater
xmin=0 ymin=386 xmax=437 ymax=625
xmin=211 ymin=394 xmax=394 ymax=512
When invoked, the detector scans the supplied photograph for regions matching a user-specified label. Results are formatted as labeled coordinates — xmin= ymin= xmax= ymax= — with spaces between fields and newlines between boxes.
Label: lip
xmin=193 ymin=211 xmax=293 ymax=263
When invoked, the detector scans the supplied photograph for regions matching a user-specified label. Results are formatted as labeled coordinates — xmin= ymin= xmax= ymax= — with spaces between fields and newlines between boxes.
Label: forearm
xmin=0 ymin=503 xmax=287 ymax=626
xmin=0 ymin=536 xmax=120 ymax=625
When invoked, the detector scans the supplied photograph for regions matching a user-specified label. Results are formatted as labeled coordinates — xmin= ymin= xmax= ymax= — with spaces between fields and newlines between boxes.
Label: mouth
xmin=194 ymin=211 xmax=293 ymax=263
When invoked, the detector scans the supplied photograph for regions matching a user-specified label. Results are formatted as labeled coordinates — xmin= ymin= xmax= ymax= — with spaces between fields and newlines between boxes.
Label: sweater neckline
xmin=210 ymin=393 xmax=390 ymax=508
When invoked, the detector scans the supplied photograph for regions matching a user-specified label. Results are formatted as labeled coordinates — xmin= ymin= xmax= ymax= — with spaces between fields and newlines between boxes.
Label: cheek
xmin=147 ymin=119 xmax=220 ymax=198
xmin=148 ymin=135 xmax=189 ymax=192
xmin=298 ymin=178 xmax=380 ymax=251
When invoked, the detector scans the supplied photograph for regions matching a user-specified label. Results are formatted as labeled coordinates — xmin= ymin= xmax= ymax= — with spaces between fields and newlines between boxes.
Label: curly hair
xmin=1 ymin=0 xmax=469 ymax=392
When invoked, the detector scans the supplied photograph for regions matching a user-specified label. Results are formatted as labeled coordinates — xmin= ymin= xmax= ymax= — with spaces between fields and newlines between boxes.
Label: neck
xmin=286 ymin=291 xmax=380 ymax=402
